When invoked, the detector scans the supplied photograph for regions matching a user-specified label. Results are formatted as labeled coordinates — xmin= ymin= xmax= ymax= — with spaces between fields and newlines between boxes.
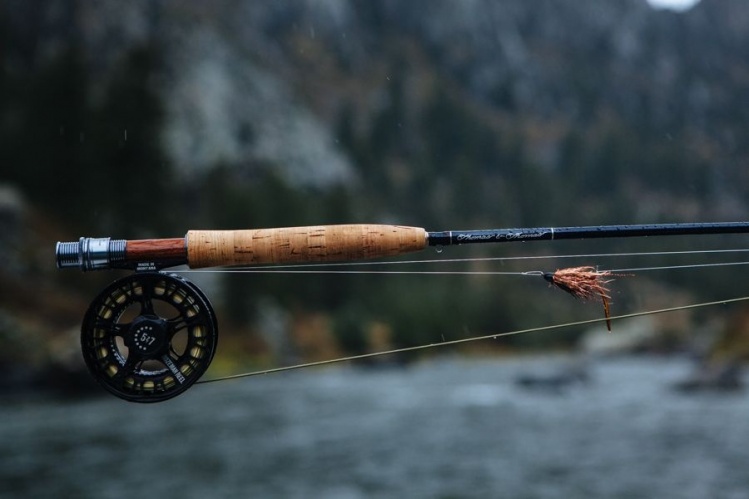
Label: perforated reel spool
xmin=81 ymin=272 xmax=218 ymax=402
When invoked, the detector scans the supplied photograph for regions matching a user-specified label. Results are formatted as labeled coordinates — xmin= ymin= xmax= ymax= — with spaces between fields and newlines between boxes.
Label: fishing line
xmin=175 ymin=247 xmax=749 ymax=274
xmin=608 ymin=260 xmax=749 ymax=274
xmin=183 ymin=248 xmax=749 ymax=383
xmin=196 ymin=295 xmax=749 ymax=385
xmin=175 ymin=259 xmax=749 ymax=276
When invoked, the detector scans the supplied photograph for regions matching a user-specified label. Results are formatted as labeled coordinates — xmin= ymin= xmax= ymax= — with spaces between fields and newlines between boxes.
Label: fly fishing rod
xmin=56 ymin=221 xmax=749 ymax=402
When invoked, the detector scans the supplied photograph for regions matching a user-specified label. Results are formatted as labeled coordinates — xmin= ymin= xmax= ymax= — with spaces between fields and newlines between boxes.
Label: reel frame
xmin=80 ymin=272 xmax=218 ymax=403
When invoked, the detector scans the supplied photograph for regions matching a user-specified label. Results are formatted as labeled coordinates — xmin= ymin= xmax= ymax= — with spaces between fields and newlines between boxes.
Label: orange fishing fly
xmin=543 ymin=266 xmax=619 ymax=331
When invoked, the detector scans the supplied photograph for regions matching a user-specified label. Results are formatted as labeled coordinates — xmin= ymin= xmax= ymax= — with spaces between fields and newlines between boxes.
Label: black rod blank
xmin=427 ymin=222 xmax=749 ymax=247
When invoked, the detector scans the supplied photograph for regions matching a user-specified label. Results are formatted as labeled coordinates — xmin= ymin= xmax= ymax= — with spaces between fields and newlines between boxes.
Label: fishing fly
xmin=543 ymin=267 xmax=617 ymax=332
xmin=55 ymin=221 xmax=749 ymax=403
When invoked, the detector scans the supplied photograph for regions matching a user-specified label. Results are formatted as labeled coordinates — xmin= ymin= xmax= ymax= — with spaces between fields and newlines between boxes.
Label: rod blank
xmin=427 ymin=222 xmax=749 ymax=246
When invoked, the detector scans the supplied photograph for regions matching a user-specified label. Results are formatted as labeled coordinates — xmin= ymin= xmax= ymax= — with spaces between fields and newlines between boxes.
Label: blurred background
xmin=3 ymin=0 xmax=749 ymax=497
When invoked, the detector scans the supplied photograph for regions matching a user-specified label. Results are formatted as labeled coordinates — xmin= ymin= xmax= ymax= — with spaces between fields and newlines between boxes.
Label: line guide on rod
xmin=56 ymin=221 xmax=749 ymax=402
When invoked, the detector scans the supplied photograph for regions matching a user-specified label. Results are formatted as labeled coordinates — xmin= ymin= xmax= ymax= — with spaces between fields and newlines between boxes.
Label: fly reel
xmin=80 ymin=272 xmax=218 ymax=403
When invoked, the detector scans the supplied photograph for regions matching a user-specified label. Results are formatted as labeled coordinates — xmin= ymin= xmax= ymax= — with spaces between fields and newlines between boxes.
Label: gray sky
xmin=647 ymin=0 xmax=701 ymax=11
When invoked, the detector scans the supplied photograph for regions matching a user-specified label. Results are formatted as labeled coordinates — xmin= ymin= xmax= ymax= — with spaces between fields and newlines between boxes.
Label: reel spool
xmin=80 ymin=272 xmax=218 ymax=403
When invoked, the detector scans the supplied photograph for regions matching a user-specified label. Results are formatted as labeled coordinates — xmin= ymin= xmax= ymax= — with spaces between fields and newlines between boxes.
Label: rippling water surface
xmin=2 ymin=356 xmax=748 ymax=498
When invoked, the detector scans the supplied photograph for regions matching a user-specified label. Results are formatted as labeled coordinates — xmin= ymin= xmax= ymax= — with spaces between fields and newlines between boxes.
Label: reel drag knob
xmin=80 ymin=272 xmax=218 ymax=402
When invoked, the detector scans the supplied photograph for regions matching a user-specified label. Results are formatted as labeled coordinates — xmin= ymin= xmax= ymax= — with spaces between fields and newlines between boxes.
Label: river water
xmin=1 ymin=355 xmax=748 ymax=498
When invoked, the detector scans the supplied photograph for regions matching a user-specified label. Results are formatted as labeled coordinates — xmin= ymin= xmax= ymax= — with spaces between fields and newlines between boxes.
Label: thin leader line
xmin=608 ymin=260 xmax=749 ymax=273
xmin=196 ymin=295 xmax=749 ymax=385
xmin=176 ymin=247 xmax=749 ymax=273
xmin=177 ymin=259 xmax=749 ymax=276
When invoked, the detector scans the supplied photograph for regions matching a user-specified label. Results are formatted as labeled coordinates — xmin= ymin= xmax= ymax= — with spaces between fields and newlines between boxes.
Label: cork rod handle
xmin=186 ymin=224 xmax=428 ymax=268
